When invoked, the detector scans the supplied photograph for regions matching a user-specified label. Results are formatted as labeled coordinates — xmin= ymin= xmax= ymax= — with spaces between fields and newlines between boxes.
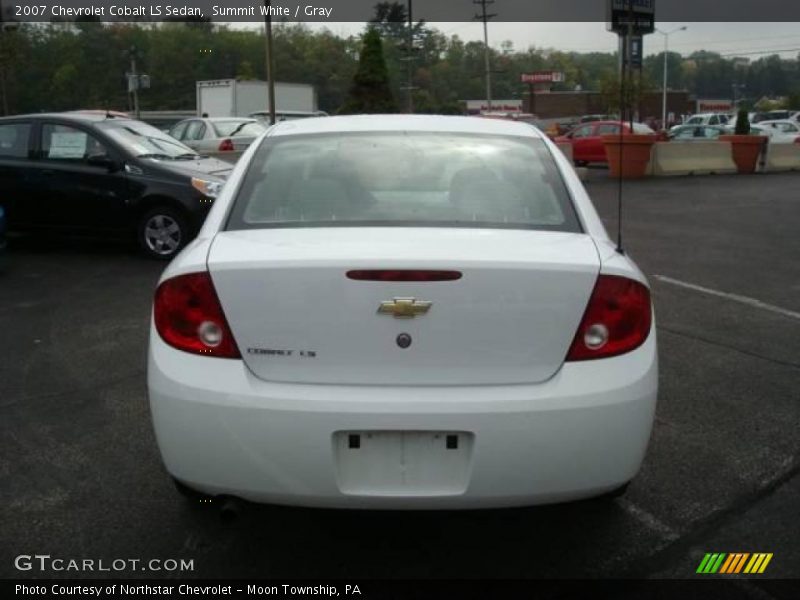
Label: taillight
xmin=566 ymin=275 xmax=652 ymax=361
xmin=218 ymin=138 xmax=234 ymax=152
xmin=347 ymin=270 xmax=462 ymax=282
xmin=154 ymin=272 xmax=241 ymax=358
xmin=794 ymin=136 xmax=800 ymax=145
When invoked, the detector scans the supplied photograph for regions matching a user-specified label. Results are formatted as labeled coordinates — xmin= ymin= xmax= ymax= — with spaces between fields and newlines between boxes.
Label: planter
xmin=719 ymin=135 xmax=766 ymax=174
xmin=602 ymin=134 xmax=657 ymax=179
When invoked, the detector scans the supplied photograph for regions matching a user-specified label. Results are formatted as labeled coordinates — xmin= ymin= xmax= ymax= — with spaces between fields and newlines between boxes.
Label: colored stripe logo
xmin=697 ymin=553 xmax=773 ymax=574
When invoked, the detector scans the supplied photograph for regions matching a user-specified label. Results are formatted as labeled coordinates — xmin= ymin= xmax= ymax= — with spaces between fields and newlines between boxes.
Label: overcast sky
xmin=301 ymin=22 xmax=800 ymax=59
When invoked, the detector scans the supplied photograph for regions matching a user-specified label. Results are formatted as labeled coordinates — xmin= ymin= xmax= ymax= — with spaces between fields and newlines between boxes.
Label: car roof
xmin=267 ymin=114 xmax=544 ymax=139
xmin=757 ymin=119 xmax=795 ymax=125
xmin=0 ymin=112 xmax=132 ymax=124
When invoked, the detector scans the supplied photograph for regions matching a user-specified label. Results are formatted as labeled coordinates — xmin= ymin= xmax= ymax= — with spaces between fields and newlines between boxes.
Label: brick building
xmin=524 ymin=90 xmax=693 ymax=122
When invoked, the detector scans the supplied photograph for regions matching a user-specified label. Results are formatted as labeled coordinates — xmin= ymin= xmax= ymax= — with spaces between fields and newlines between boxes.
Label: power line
xmin=717 ymin=46 xmax=800 ymax=57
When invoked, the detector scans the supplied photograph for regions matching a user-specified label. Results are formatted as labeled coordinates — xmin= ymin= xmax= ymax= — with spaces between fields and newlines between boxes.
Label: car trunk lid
xmin=208 ymin=228 xmax=600 ymax=385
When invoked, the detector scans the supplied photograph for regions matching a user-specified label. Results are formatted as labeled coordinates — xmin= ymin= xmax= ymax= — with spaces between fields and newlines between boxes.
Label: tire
xmin=138 ymin=207 xmax=188 ymax=260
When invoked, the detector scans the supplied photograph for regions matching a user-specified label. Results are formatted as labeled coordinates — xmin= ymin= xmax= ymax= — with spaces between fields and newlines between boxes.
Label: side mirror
xmin=87 ymin=153 xmax=119 ymax=172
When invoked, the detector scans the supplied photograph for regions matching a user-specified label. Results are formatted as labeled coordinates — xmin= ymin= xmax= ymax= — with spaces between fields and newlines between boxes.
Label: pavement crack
xmin=657 ymin=325 xmax=800 ymax=370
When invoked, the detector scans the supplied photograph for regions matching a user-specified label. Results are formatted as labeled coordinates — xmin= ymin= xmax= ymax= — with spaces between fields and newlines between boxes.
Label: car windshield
xmin=97 ymin=120 xmax=196 ymax=158
xmin=227 ymin=131 xmax=581 ymax=232
xmin=211 ymin=120 xmax=266 ymax=137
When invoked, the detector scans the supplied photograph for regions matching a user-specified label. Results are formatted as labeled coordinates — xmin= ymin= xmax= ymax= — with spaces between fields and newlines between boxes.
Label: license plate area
xmin=334 ymin=431 xmax=474 ymax=496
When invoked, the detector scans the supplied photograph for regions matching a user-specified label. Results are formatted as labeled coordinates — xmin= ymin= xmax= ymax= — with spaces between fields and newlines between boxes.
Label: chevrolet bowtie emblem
xmin=377 ymin=297 xmax=432 ymax=318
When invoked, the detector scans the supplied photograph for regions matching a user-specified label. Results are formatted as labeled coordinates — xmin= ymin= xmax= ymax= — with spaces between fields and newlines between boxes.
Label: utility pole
xmin=657 ymin=26 xmax=687 ymax=129
xmin=473 ymin=0 xmax=496 ymax=111
xmin=263 ymin=0 xmax=276 ymax=125
xmin=128 ymin=46 xmax=140 ymax=119
xmin=406 ymin=0 xmax=414 ymax=113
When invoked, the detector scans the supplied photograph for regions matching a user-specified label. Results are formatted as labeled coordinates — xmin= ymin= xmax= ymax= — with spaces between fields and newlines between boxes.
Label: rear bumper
xmin=148 ymin=325 xmax=658 ymax=509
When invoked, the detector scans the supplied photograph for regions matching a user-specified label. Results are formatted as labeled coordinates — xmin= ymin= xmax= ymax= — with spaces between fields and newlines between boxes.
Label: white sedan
xmin=148 ymin=115 xmax=657 ymax=509
xmin=756 ymin=120 xmax=800 ymax=144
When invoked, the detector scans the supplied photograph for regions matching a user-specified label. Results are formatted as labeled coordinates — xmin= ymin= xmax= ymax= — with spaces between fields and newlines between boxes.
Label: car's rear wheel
xmin=138 ymin=207 xmax=188 ymax=260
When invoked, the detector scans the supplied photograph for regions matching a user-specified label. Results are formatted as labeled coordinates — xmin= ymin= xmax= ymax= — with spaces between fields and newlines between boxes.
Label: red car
xmin=555 ymin=120 xmax=655 ymax=166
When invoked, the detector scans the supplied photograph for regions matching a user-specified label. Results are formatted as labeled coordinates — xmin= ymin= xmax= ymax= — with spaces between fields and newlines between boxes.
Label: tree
xmin=599 ymin=70 xmax=656 ymax=118
xmin=338 ymin=27 xmax=398 ymax=114
xmin=785 ymin=89 xmax=800 ymax=109
xmin=236 ymin=60 xmax=256 ymax=80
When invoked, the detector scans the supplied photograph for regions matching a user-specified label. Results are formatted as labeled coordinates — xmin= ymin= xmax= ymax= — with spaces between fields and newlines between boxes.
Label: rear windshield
xmin=211 ymin=120 xmax=265 ymax=138
xmin=226 ymin=132 xmax=581 ymax=232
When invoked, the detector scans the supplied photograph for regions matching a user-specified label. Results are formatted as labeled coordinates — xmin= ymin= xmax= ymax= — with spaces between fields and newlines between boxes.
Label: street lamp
xmin=656 ymin=26 xmax=687 ymax=129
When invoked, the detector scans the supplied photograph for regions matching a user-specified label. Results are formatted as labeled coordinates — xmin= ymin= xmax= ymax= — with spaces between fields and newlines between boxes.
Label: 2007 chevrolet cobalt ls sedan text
xmin=148 ymin=115 xmax=657 ymax=509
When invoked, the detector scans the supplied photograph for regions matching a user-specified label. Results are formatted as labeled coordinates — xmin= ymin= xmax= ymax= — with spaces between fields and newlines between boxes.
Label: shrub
xmin=734 ymin=108 xmax=751 ymax=135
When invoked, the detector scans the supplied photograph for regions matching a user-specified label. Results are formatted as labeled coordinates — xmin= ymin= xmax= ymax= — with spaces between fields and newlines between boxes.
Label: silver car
xmin=168 ymin=117 xmax=267 ymax=163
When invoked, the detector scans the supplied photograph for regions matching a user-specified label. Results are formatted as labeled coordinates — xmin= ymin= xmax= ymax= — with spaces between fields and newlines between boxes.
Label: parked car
xmin=149 ymin=114 xmax=658 ymax=509
xmin=671 ymin=113 xmax=729 ymax=131
xmin=168 ymin=117 xmax=267 ymax=163
xmin=0 ymin=112 xmax=232 ymax=259
xmin=751 ymin=110 xmax=795 ymax=123
xmin=754 ymin=119 xmax=800 ymax=143
xmin=555 ymin=120 xmax=655 ymax=165
xmin=667 ymin=125 xmax=727 ymax=141
xmin=578 ymin=114 xmax=613 ymax=124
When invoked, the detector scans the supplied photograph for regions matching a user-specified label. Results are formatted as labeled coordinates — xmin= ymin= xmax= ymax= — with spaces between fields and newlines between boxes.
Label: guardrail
xmin=651 ymin=142 xmax=737 ymax=176
xmin=764 ymin=143 xmax=800 ymax=172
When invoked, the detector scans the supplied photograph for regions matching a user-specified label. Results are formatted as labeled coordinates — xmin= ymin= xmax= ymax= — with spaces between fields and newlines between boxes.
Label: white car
xmin=672 ymin=112 xmax=729 ymax=132
xmin=148 ymin=115 xmax=658 ymax=510
xmin=755 ymin=120 xmax=800 ymax=144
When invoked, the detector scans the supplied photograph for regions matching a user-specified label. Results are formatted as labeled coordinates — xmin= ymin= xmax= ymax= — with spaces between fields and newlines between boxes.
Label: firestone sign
xmin=696 ymin=99 xmax=734 ymax=113
xmin=520 ymin=71 xmax=565 ymax=84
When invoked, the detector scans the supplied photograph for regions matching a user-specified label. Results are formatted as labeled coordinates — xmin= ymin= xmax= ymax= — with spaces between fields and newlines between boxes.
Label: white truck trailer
xmin=196 ymin=79 xmax=318 ymax=118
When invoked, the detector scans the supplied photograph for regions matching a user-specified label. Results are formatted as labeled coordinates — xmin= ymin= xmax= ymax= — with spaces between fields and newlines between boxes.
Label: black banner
xmin=5 ymin=579 xmax=800 ymax=600
xmin=3 ymin=0 xmax=800 ymax=23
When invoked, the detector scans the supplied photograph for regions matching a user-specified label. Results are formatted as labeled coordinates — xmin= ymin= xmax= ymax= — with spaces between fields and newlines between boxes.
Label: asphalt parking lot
xmin=1 ymin=172 xmax=799 ymax=589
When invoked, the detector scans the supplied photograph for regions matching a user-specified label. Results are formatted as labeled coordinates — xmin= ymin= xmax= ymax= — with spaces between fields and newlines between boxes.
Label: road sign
xmin=628 ymin=35 xmax=643 ymax=68
xmin=126 ymin=73 xmax=151 ymax=92
xmin=607 ymin=0 xmax=655 ymax=35
xmin=520 ymin=71 xmax=564 ymax=84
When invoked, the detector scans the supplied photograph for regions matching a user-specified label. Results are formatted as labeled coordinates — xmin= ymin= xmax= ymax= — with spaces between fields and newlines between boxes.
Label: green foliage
xmin=734 ymin=108 xmax=751 ymax=135
xmin=785 ymin=90 xmax=800 ymax=109
xmin=338 ymin=27 xmax=398 ymax=114
xmin=236 ymin=60 xmax=256 ymax=80
xmin=599 ymin=70 xmax=655 ymax=117
xmin=0 ymin=21 xmax=799 ymax=117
